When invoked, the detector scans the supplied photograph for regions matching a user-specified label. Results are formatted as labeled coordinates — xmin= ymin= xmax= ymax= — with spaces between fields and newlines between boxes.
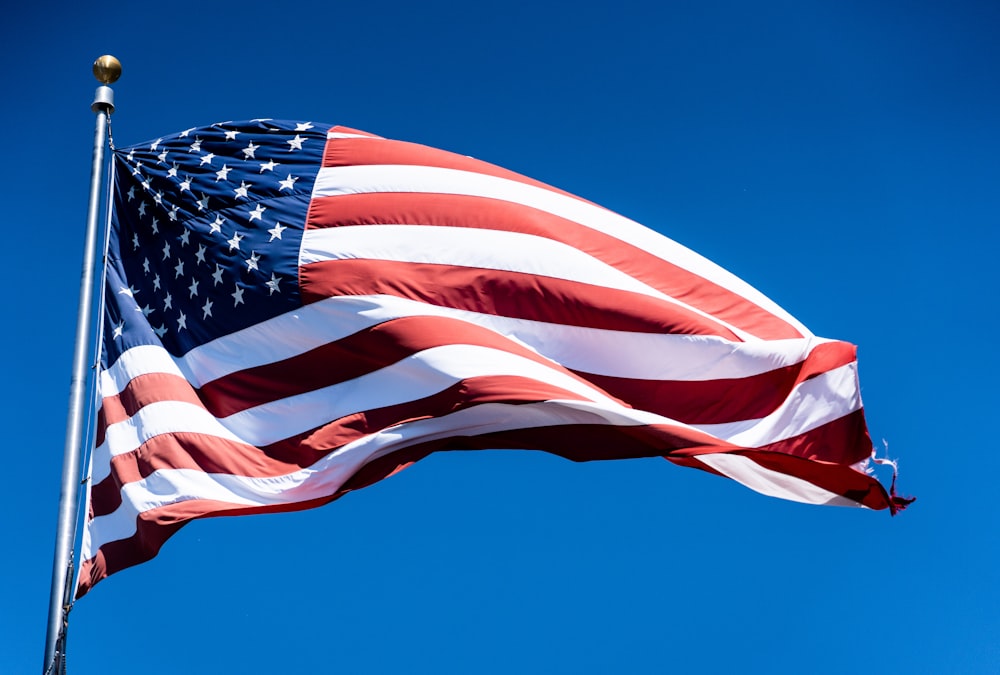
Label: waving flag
xmin=78 ymin=119 xmax=909 ymax=597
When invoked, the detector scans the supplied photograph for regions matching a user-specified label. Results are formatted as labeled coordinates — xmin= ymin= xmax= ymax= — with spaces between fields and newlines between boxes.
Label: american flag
xmin=78 ymin=119 xmax=910 ymax=596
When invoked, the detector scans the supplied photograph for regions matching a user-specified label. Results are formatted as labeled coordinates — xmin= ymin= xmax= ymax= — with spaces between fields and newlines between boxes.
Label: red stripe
xmin=579 ymin=340 xmax=858 ymax=426
xmin=668 ymin=410 xmax=876 ymax=497
xmin=100 ymin=371 xmax=203 ymax=427
xmin=200 ymin=314 xmax=610 ymax=417
xmin=94 ymin=406 xmax=106 ymax=447
xmin=89 ymin=433 xmax=264 ymax=519
xmin=750 ymin=449 xmax=883 ymax=508
xmin=306 ymin=192 xmax=802 ymax=340
xmin=672 ymin=409 xmax=873 ymax=467
xmin=300 ymin=258 xmax=743 ymax=340
xmin=322 ymin=135 xmax=588 ymax=201
xmin=669 ymin=449 xmax=889 ymax=512
xmin=759 ymin=408 xmax=872 ymax=466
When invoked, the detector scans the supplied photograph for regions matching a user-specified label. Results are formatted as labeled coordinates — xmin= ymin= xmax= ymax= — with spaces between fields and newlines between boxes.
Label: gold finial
xmin=92 ymin=55 xmax=122 ymax=85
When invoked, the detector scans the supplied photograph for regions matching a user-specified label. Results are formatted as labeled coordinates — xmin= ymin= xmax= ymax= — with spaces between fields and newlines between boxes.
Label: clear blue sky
xmin=4 ymin=1 xmax=998 ymax=673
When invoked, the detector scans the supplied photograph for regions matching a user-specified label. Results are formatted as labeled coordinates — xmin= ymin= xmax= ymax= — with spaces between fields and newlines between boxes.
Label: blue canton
xmin=104 ymin=120 xmax=332 ymax=364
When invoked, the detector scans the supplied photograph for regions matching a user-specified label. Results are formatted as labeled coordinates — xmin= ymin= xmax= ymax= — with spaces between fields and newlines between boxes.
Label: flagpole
xmin=43 ymin=55 xmax=121 ymax=675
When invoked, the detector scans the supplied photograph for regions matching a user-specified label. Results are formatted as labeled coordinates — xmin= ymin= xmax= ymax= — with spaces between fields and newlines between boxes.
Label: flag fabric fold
xmin=77 ymin=119 xmax=907 ymax=597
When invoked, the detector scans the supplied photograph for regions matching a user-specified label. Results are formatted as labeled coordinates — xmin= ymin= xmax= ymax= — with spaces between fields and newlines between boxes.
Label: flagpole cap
xmin=92 ymin=55 xmax=122 ymax=85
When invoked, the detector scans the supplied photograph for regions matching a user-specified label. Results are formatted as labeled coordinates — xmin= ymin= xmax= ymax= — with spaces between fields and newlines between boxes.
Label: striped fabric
xmin=77 ymin=121 xmax=907 ymax=597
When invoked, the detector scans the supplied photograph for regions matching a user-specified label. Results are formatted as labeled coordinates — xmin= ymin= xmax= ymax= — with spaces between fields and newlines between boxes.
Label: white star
xmin=202 ymin=298 xmax=214 ymax=319
xmin=265 ymin=273 xmax=281 ymax=295
xmin=127 ymin=186 xmax=136 ymax=201
xmin=163 ymin=292 xmax=173 ymax=310
xmin=137 ymin=201 xmax=147 ymax=217
xmin=138 ymin=304 xmax=154 ymax=317
xmin=234 ymin=181 xmax=249 ymax=199
xmin=141 ymin=177 xmax=151 ymax=192
xmin=227 ymin=231 xmax=244 ymax=251
xmin=127 ymin=150 xmax=136 ymax=162
xmin=209 ymin=216 xmax=224 ymax=235
xmin=177 ymin=311 xmax=187 ymax=331
xmin=188 ymin=278 xmax=199 ymax=298
xmin=153 ymin=324 xmax=168 ymax=338
xmin=150 ymin=138 xmax=162 ymax=151
xmin=132 ymin=233 xmax=140 ymax=249
xmin=162 ymin=241 xmax=171 ymax=260
xmin=212 ymin=265 xmax=225 ymax=286
xmin=189 ymin=138 xmax=202 ymax=152
xmin=151 ymin=218 xmax=160 ymax=234
xmin=157 ymin=149 xmax=168 ymax=164
xmin=246 ymin=251 xmax=260 ymax=272
xmin=131 ymin=161 xmax=143 ymax=176
xmin=267 ymin=222 xmax=287 ymax=241
xmin=179 ymin=176 xmax=192 ymax=192
xmin=196 ymin=193 xmax=210 ymax=211
xmin=232 ymin=284 xmax=245 ymax=307
xmin=200 ymin=152 xmax=215 ymax=166
xmin=179 ymin=229 xmax=191 ymax=246
xmin=152 ymin=191 xmax=163 ymax=206
xmin=168 ymin=205 xmax=180 ymax=221
xmin=143 ymin=258 xmax=151 ymax=273
xmin=152 ymin=273 xmax=161 ymax=290
xmin=112 ymin=321 xmax=124 ymax=338
xmin=195 ymin=244 xmax=207 ymax=264
xmin=174 ymin=258 xmax=185 ymax=278
xmin=167 ymin=163 xmax=179 ymax=178
xmin=242 ymin=141 xmax=259 ymax=159
xmin=216 ymin=164 xmax=232 ymax=181
xmin=118 ymin=285 xmax=137 ymax=298
xmin=179 ymin=127 xmax=196 ymax=137
xmin=248 ymin=204 xmax=266 ymax=222
xmin=224 ymin=129 xmax=240 ymax=141
xmin=260 ymin=159 xmax=278 ymax=172
xmin=294 ymin=122 xmax=314 ymax=132
xmin=287 ymin=134 xmax=305 ymax=151
xmin=278 ymin=174 xmax=298 ymax=191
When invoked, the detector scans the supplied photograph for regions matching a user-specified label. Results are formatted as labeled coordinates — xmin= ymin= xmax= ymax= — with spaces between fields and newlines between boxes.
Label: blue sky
xmin=3 ymin=1 xmax=998 ymax=673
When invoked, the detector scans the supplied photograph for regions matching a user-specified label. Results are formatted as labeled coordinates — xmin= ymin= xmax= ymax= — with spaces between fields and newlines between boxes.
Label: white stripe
xmin=91 ymin=400 xmax=247 ymax=484
xmin=104 ymin=297 xmax=391 ymax=393
xmin=308 ymin=295 xmax=826 ymax=381
xmin=299 ymin=224 xmax=753 ymax=340
xmin=693 ymin=362 xmax=861 ymax=446
xmin=312 ymin=163 xmax=811 ymax=338
xmin=327 ymin=131 xmax=378 ymax=139
xmin=693 ymin=453 xmax=862 ymax=507
xmin=101 ymin=345 xmax=186 ymax=398
xmin=79 ymin=447 xmax=96 ymax=566
xmin=103 ymin=295 xmax=830 ymax=399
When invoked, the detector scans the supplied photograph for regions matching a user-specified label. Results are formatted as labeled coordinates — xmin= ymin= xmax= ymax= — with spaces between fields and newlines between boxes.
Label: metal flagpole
xmin=43 ymin=55 xmax=121 ymax=675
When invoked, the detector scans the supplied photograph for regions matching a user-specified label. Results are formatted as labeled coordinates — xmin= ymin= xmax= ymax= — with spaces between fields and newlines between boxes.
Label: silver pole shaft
xmin=43 ymin=82 xmax=114 ymax=674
